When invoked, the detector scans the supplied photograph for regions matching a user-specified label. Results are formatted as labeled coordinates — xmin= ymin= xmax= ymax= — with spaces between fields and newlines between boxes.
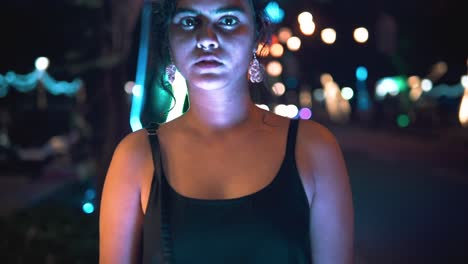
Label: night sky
xmin=1 ymin=0 xmax=466 ymax=87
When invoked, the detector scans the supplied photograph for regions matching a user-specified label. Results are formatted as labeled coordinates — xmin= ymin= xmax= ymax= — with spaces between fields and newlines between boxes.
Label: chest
xmin=160 ymin=131 xmax=286 ymax=200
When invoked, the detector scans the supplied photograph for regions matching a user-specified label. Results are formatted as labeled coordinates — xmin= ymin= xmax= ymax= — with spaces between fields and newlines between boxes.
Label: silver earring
xmin=165 ymin=64 xmax=177 ymax=84
xmin=248 ymin=52 xmax=264 ymax=83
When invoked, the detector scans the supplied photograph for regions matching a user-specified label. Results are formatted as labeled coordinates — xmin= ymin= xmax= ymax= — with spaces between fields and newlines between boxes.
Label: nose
xmin=196 ymin=24 xmax=219 ymax=51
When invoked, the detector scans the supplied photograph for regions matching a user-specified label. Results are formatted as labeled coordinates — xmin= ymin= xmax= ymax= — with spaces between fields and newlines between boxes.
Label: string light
xmin=0 ymin=69 xmax=83 ymax=98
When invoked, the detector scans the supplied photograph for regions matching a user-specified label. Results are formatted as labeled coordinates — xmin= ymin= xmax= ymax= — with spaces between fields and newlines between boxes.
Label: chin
xmin=189 ymin=75 xmax=230 ymax=91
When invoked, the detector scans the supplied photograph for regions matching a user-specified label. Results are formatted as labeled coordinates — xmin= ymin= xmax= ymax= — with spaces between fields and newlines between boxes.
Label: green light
xmin=397 ymin=114 xmax=410 ymax=127
xmin=393 ymin=76 xmax=408 ymax=92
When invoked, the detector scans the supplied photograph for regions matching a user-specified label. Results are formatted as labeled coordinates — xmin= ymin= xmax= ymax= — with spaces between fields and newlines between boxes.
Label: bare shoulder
xmin=298 ymin=119 xmax=341 ymax=152
xmin=105 ymin=128 xmax=153 ymax=191
xmin=114 ymin=128 xmax=152 ymax=161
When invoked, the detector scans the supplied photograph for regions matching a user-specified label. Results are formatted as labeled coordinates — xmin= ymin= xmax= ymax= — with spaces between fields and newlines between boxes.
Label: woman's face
xmin=168 ymin=0 xmax=256 ymax=90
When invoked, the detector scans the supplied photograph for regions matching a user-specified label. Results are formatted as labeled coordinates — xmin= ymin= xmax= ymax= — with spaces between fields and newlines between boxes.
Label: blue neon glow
xmin=130 ymin=2 xmax=152 ymax=131
xmin=356 ymin=66 xmax=368 ymax=81
xmin=82 ymin=202 xmax=95 ymax=214
xmin=356 ymin=81 xmax=371 ymax=110
xmin=0 ymin=69 xmax=82 ymax=97
xmin=84 ymin=188 xmax=96 ymax=200
xmin=264 ymin=2 xmax=285 ymax=24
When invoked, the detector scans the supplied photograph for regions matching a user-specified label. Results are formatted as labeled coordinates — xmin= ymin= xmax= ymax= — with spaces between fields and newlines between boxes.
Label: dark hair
xmin=143 ymin=0 xmax=272 ymax=124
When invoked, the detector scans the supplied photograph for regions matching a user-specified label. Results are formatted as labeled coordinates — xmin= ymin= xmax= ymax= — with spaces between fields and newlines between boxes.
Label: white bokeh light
xmin=256 ymin=104 xmax=270 ymax=111
xmin=321 ymin=28 xmax=337 ymax=44
xmin=341 ymin=87 xmax=354 ymax=100
xmin=287 ymin=36 xmax=301 ymax=51
xmin=353 ymin=27 xmax=369 ymax=43
xmin=272 ymin=82 xmax=286 ymax=96
xmin=274 ymin=104 xmax=288 ymax=117
xmin=421 ymin=79 xmax=433 ymax=92
xmin=132 ymin=84 xmax=143 ymax=97
xmin=35 ymin=57 xmax=50 ymax=71
xmin=298 ymin=12 xmax=313 ymax=25
xmin=124 ymin=81 xmax=135 ymax=94
xmin=461 ymin=75 xmax=468 ymax=88
xmin=266 ymin=61 xmax=283 ymax=77
xmin=300 ymin=22 xmax=316 ymax=36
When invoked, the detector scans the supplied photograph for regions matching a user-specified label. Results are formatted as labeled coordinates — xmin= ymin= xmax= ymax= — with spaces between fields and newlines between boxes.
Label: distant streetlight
xmin=321 ymin=28 xmax=336 ymax=44
xmin=35 ymin=57 xmax=49 ymax=71
xmin=353 ymin=27 xmax=369 ymax=44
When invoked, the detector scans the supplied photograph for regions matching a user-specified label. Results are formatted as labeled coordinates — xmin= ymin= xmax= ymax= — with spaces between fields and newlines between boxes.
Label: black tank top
xmin=143 ymin=119 xmax=312 ymax=263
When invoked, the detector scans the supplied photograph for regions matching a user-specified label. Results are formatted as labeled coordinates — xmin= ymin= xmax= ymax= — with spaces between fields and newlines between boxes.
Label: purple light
xmin=299 ymin=108 xmax=312 ymax=119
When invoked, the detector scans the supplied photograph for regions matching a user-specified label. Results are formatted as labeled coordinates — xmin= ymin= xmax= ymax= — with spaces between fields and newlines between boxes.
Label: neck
xmin=182 ymin=82 xmax=262 ymax=135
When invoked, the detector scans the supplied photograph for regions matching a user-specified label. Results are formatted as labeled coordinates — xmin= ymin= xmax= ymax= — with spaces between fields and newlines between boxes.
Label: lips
xmin=194 ymin=56 xmax=223 ymax=69
xmin=195 ymin=60 xmax=223 ymax=68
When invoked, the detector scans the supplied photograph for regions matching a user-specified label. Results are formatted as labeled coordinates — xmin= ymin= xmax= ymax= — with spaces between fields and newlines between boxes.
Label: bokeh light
xmin=272 ymin=82 xmax=286 ymax=96
xmin=299 ymin=90 xmax=313 ymax=107
xmin=82 ymin=202 xmax=95 ymax=214
xmin=298 ymin=12 xmax=313 ymax=25
xmin=264 ymin=1 xmax=285 ymax=24
xmin=124 ymin=81 xmax=135 ymax=94
xmin=376 ymin=78 xmax=399 ymax=98
xmin=300 ymin=22 xmax=316 ymax=36
xmin=278 ymin=27 xmax=292 ymax=43
xmin=421 ymin=79 xmax=433 ymax=92
xmin=320 ymin=73 xmax=333 ymax=85
xmin=287 ymin=36 xmax=301 ymax=51
xmin=313 ymin=89 xmax=325 ymax=102
xmin=132 ymin=84 xmax=143 ymax=97
xmin=270 ymin=43 xmax=284 ymax=57
xmin=321 ymin=28 xmax=336 ymax=44
xmin=461 ymin=75 xmax=468 ymax=88
xmin=274 ymin=104 xmax=288 ymax=117
xmin=286 ymin=104 xmax=299 ymax=118
xmin=356 ymin=66 xmax=368 ymax=81
xmin=341 ymin=87 xmax=354 ymax=100
xmin=397 ymin=114 xmax=410 ymax=128
xmin=256 ymin=104 xmax=270 ymax=111
xmin=353 ymin=27 xmax=369 ymax=43
xmin=35 ymin=57 xmax=49 ymax=71
xmin=299 ymin=108 xmax=312 ymax=119
xmin=266 ymin=61 xmax=283 ymax=77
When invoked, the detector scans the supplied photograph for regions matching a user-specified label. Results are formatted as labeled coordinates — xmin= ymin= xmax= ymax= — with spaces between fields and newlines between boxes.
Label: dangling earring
xmin=248 ymin=52 xmax=264 ymax=83
xmin=165 ymin=64 xmax=177 ymax=85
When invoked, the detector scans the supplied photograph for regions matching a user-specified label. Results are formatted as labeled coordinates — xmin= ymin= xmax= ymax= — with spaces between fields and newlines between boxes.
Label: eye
xmin=180 ymin=17 xmax=198 ymax=28
xmin=219 ymin=16 xmax=239 ymax=27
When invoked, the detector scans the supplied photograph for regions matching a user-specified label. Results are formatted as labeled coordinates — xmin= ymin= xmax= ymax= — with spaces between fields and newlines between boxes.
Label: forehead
xmin=175 ymin=0 xmax=253 ymax=15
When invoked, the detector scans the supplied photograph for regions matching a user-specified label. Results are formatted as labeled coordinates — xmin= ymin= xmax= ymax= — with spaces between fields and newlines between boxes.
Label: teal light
xmin=356 ymin=66 xmax=368 ymax=81
xmin=397 ymin=114 xmax=410 ymax=127
xmin=130 ymin=2 xmax=152 ymax=131
xmin=265 ymin=2 xmax=285 ymax=24
xmin=82 ymin=202 xmax=95 ymax=214
xmin=85 ymin=188 xmax=96 ymax=200
xmin=0 ymin=69 xmax=82 ymax=97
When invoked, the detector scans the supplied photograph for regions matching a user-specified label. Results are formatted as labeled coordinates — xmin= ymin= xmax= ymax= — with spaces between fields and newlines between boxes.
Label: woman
xmin=99 ymin=0 xmax=354 ymax=263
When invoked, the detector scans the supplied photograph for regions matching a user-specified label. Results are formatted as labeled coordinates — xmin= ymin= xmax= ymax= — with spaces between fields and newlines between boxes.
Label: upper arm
xmin=302 ymin=121 xmax=354 ymax=264
xmin=99 ymin=129 xmax=153 ymax=264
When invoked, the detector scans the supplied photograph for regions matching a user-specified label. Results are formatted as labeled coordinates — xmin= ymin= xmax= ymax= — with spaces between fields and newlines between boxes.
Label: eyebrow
xmin=173 ymin=6 xmax=247 ymax=17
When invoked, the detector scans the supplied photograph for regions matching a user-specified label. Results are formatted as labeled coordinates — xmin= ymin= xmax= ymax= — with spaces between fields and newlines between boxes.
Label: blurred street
xmin=1 ymin=122 xmax=467 ymax=263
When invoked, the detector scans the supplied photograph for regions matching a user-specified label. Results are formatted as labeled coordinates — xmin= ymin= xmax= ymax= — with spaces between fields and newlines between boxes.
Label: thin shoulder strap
xmin=285 ymin=119 xmax=299 ymax=159
xmin=145 ymin=122 xmax=172 ymax=264
xmin=146 ymin=122 xmax=161 ymax=167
